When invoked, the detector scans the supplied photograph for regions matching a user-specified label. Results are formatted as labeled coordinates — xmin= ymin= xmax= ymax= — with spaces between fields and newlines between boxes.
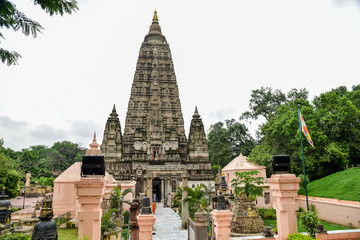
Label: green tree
xmin=0 ymin=153 xmax=19 ymax=198
xmin=247 ymin=143 xmax=274 ymax=177
xmin=172 ymin=186 xmax=182 ymax=208
xmin=231 ymin=170 xmax=264 ymax=201
xmin=183 ymin=184 xmax=210 ymax=219
xmin=208 ymin=119 xmax=255 ymax=167
xmin=109 ymin=186 xmax=132 ymax=218
xmin=241 ymin=87 xmax=308 ymax=121
xmin=18 ymin=149 xmax=40 ymax=177
xmin=5 ymin=170 xmax=20 ymax=198
xmin=241 ymin=87 xmax=287 ymax=120
xmin=247 ymin=85 xmax=360 ymax=180
xmin=0 ymin=0 xmax=78 ymax=65
xmin=47 ymin=141 xmax=85 ymax=172
xmin=101 ymin=208 xmax=118 ymax=240
xmin=0 ymin=139 xmax=20 ymax=198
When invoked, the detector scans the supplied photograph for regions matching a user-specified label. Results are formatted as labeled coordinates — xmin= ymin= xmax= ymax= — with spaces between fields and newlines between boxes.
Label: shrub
xmin=258 ymin=207 xmax=276 ymax=220
xmin=42 ymin=177 xmax=54 ymax=187
xmin=299 ymin=205 xmax=319 ymax=238
xmin=298 ymin=174 xmax=310 ymax=189
xmin=271 ymin=224 xmax=277 ymax=234
xmin=11 ymin=207 xmax=22 ymax=212
xmin=288 ymin=233 xmax=314 ymax=240
xmin=0 ymin=233 xmax=31 ymax=240
xmin=298 ymin=206 xmax=305 ymax=212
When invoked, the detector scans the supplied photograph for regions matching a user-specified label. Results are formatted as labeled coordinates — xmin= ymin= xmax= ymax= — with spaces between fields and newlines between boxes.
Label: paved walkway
xmin=153 ymin=202 xmax=187 ymax=240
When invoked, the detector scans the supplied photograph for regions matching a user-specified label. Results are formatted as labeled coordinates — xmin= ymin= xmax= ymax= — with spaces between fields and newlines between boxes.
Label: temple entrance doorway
xmin=152 ymin=177 xmax=161 ymax=202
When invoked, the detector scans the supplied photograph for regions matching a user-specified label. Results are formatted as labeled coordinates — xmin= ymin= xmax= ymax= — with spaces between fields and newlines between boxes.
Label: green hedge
xmin=288 ymin=233 xmax=314 ymax=240
xmin=0 ymin=233 xmax=31 ymax=240
xmin=258 ymin=207 xmax=276 ymax=220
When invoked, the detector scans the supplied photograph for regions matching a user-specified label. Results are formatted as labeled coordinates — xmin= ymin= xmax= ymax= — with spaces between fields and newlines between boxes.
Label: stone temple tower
xmin=100 ymin=105 xmax=122 ymax=162
xmin=188 ymin=107 xmax=209 ymax=162
xmin=101 ymin=11 xmax=214 ymax=199
xmin=121 ymin=10 xmax=187 ymax=163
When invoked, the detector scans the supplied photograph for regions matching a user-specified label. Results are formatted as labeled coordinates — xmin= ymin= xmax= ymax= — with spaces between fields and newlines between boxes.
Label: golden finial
xmin=152 ymin=10 xmax=159 ymax=22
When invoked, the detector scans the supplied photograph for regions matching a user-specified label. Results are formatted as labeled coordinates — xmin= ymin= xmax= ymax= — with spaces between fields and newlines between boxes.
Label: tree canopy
xmin=0 ymin=0 xmax=78 ymax=65
xmin=207 ymin=85 xmax=360 ymax=181
xmin=207 ymin=119 xmax=255 ymax=167
xmin=247 ymin=85 xmax=360 ymax=180
xmin=0 ymin=139 xmax=85 ymax=195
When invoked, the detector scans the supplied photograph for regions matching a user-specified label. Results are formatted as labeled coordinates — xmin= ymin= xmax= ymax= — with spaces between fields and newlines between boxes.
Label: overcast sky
xmin=1 ymin=0 xmax=360 ymax=150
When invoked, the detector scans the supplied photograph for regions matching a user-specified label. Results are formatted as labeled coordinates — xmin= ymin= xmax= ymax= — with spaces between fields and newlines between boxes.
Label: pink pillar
xmin=137 ymin=214 xmax=156 ymax=240
xmin=268 ymin=174 xmax=301 ymax=240
xmin=211 ymin=209 xmax=233 ymax=240
xmin=76 ymin=178 xmax=106 ymax=240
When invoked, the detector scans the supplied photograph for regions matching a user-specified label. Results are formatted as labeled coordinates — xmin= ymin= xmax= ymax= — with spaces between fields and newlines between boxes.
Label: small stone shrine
xmin=0 ymin=187 xmax=14 ymax=236
xmin=230 ymin=195 xmax=265 ymax=235
xmin=31 ymin=198 xmax=58 ymax=240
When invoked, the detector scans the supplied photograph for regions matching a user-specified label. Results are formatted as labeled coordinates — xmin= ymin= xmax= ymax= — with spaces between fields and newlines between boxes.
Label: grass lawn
xmin=58 ymin=227 xmax=128 ymax=240
xmin=263 ymin=218 xmax=351 ymax=233
xmin=58 ymin=228 xmax=79 ymax=240
xmin=298 ymin=168 xmax=360 ymax=201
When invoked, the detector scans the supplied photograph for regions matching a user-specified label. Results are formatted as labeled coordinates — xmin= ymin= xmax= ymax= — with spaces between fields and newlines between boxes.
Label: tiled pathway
xmin=153 ymin=202 xmax=187 ymax=240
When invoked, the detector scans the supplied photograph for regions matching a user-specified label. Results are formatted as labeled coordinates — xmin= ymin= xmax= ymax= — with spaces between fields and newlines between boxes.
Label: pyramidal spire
xmin=86 ymin=132 xmax=102 ymax=155
xmin=193 ymin=106 xmax=200 ymax=118
xmin=145 ymin=10 xmax=166 ymax=43
xmin=110 ymin=104 xmax=118 ymax=117
xmin=152 ymin=10 xmax=159 ymax=23
xmin=93 ymin=132 xmax=97 ymax=142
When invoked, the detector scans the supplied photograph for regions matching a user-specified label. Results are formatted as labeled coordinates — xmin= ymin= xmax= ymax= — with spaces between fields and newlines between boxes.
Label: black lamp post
xmin=22 ymin=186 xmax=26 ymax=209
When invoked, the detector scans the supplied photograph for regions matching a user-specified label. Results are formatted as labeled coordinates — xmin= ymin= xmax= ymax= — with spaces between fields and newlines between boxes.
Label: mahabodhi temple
xmin=100 ymin=11 xmax=214 ymax=201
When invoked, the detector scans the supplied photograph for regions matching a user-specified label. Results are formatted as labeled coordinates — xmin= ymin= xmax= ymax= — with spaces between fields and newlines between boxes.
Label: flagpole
xmin=298 ymin=109 xmax=309 ymax=211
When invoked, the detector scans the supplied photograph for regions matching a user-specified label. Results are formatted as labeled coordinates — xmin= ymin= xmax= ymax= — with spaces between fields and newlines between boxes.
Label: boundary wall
xmin=296 ymin=195 xmax=360 ymax=228
xmin=230 ymin=229 xmax=360 ymax=240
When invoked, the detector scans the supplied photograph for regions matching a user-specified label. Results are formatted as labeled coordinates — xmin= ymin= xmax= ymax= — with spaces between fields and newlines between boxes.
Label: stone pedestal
xmin=268 ymin=174 xmax=300 ymax=240
xmin=211 ymin=209 xmax=233 ymax=240
xmin=137 ymin=214 xmax=156 ymax=240
xmin=188 ymin=207 xmax=208 ymax=240
xmin=146 ymin=175 xmax=153 ymax=205
xmin=130 ymin=198 xmax=140 ymax=240
xmin=75 ymin=178 xmax=106 ymax=240
xmin=181 ymin=173 xmax=189 ymax=229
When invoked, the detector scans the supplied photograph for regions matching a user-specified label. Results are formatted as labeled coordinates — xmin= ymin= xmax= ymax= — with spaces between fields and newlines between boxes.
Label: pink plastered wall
xmin=53 ymin=162 xmax=136 ymax=218
xmin=53 ymin=182 xmax=78 ymax=218
xmin=296 ymin=195 xmax=360 ymax=228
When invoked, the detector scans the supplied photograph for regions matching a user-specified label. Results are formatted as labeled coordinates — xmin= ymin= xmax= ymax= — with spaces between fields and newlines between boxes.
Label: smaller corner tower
xmin=188 ymin=107 xmax=209 ymax=162
xmin=100 ymin=105 xmax=122 ymax=162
